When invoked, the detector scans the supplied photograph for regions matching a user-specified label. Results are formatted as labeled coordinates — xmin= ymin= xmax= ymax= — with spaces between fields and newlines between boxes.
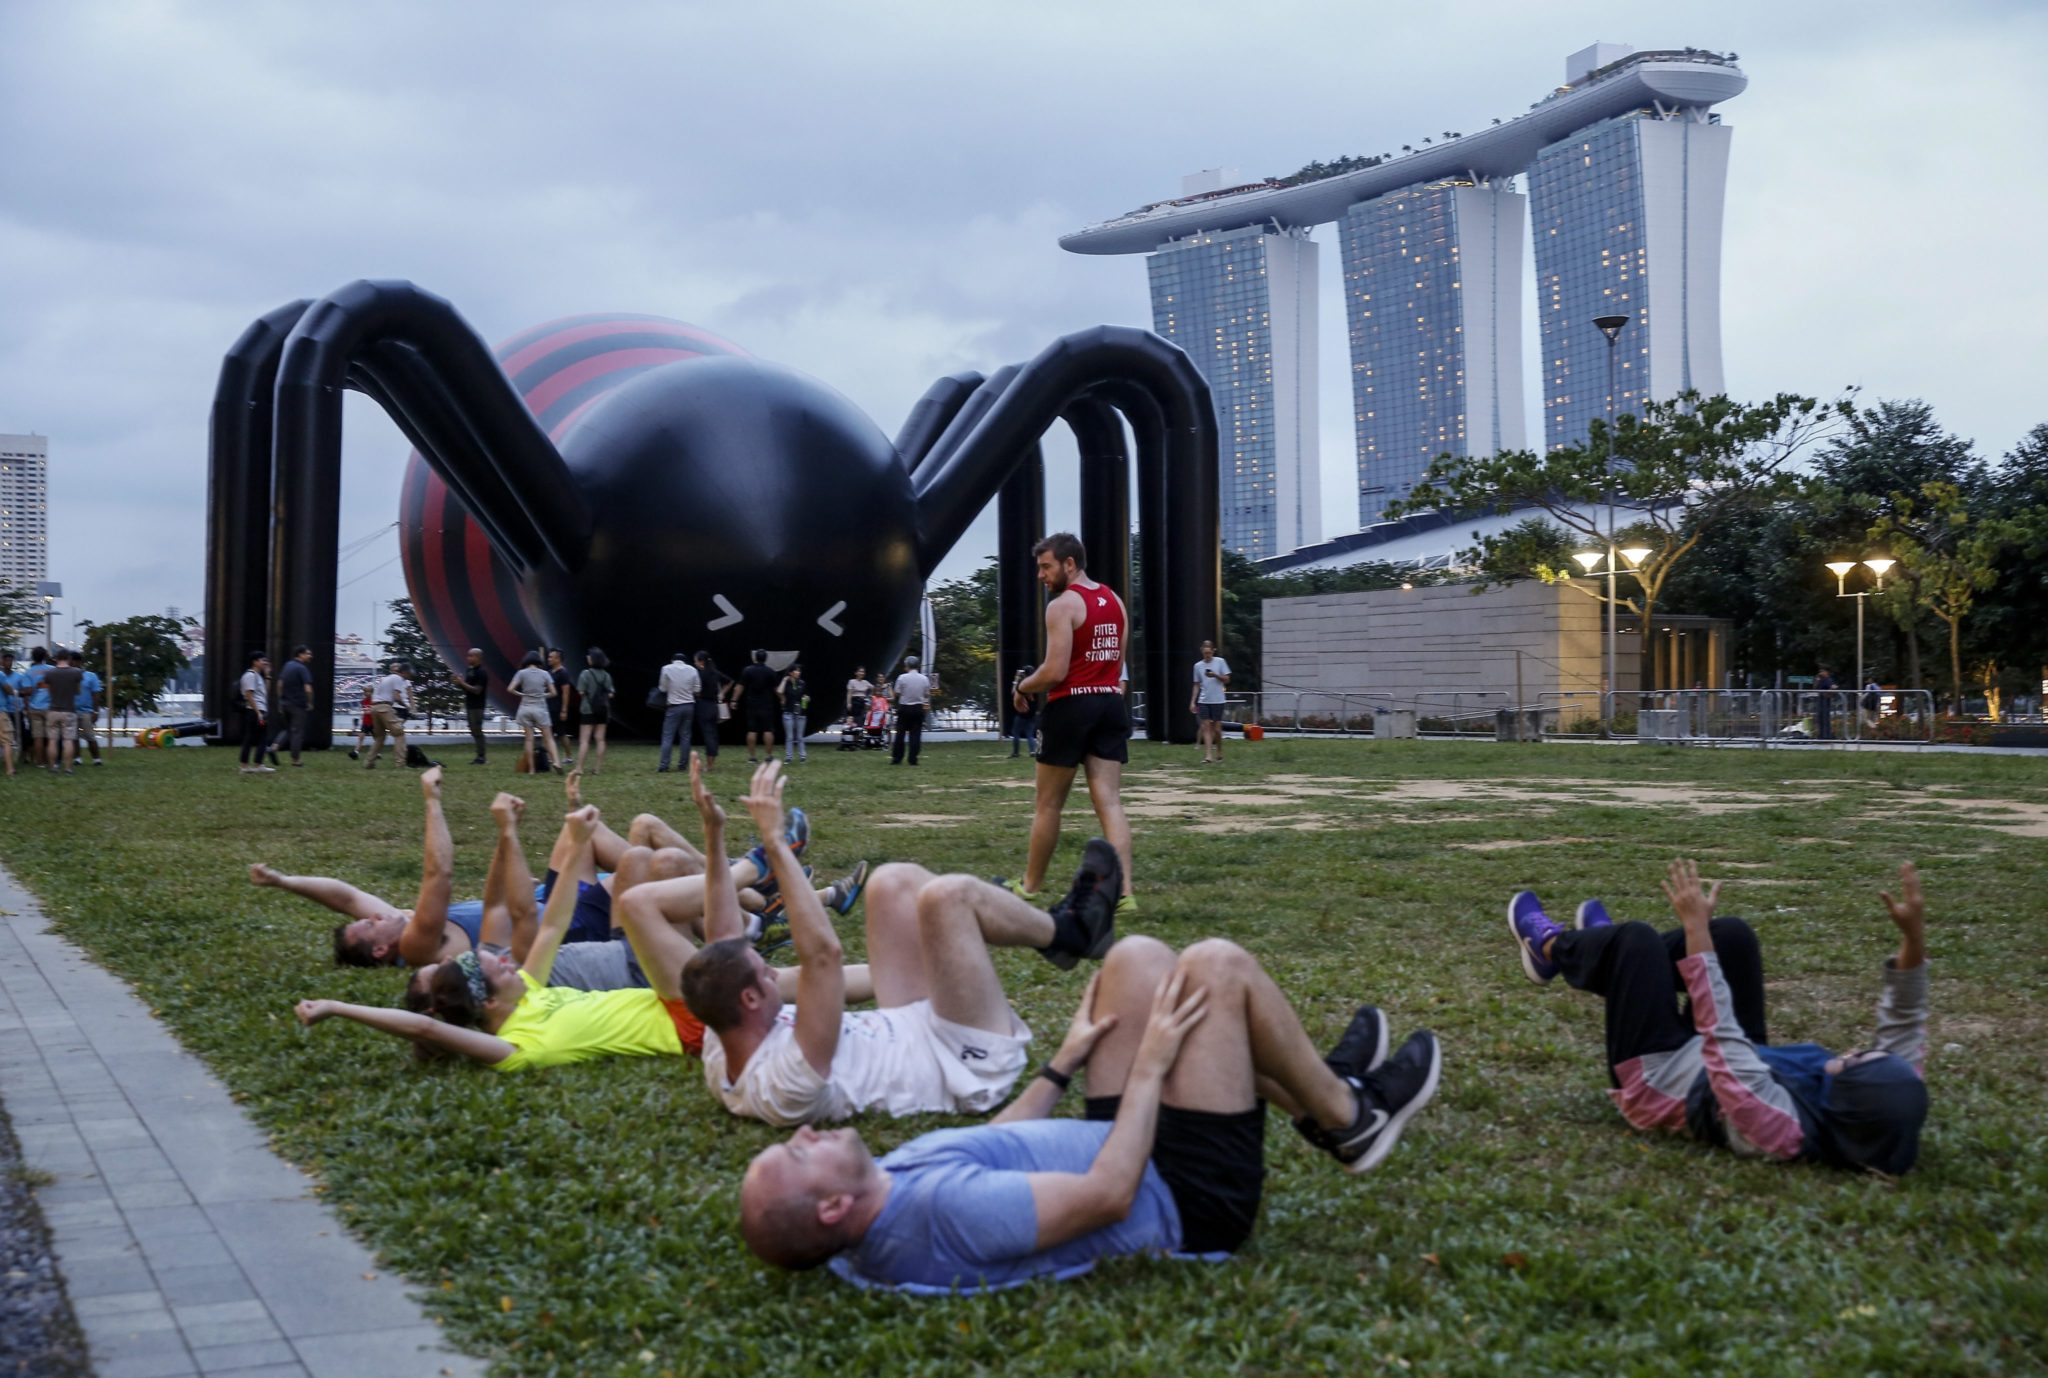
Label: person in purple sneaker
xmin=1506 ymin=858 xmax=1930 ymax=1174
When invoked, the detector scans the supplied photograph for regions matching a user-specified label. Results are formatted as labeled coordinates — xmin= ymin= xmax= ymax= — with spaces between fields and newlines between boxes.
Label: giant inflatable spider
xmin=204 ymin=280 xmax=1219 ymax=750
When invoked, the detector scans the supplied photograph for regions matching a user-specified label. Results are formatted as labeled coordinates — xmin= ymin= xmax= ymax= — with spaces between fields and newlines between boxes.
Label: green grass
xmin=2 ymin=739 xmax=2045 ymax=1376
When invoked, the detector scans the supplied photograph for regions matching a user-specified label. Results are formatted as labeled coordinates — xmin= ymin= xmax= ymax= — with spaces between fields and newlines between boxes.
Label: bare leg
xmin=480 ymin=793 xmax=536 ymax=956
xmin=593 ymin=724 xmax=608 ymax=773
xmin=862 ymin=867 xmax=1052 ymax=1033
xmin=247 ymin=864 xmax=404 ymax=924
xmin=1024 ymin=762 xmax=1079 ymax=893
xmin=610 ymin=846 xmax=701 ymax=1000
xmin=1083 ymin=938 xmax=1355 ymax=1128
xmin=1082 ymin=755 xmax=1134 ymax=896
xmin=627 ymin=812 xmax=707 ymax=871
xmin=576 ymin=723 xmax=593 ymax=773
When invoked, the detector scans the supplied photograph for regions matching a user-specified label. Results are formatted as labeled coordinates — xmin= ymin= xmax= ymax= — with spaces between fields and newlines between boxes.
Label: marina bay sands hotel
xmin=1060 ymin=43 xmax=1747 ymax=559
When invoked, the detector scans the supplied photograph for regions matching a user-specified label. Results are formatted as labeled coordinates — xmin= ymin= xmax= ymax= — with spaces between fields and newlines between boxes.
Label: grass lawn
xmin=1 ymin=738 xmax=2044 ymax=1376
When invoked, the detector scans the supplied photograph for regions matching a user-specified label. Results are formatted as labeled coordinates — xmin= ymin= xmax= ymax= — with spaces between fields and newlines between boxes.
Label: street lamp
xmin=1592 ymin=314 xmax=1629 ymax=724
xmin=1826 ymin=556 xmax=1893 ymax=716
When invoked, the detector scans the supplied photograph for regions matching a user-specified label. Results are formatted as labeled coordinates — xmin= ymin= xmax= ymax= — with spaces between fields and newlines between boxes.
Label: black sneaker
xmin=1307 ymin=1030 xmax=1442 ymax=1175
xmin=1324 ymin=1005 xmax=1389 ymax=1080
xmin=1040 ymin=838 xmax=1121 ymax=970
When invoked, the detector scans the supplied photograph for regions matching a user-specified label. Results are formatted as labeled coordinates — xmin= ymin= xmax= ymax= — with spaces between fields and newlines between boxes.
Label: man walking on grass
xmin=455 ymin=647 xmax=490 ymax=765
xmin=1189 ymin=639 xmax=1231 ymax=765
xmin=1008 ymin=533 xmax=1135 ymax=916
xmin=265 ymin=644 xmax=313 ymax=767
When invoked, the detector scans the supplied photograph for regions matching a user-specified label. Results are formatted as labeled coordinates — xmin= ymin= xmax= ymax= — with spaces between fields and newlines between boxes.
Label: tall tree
xmin=381 ymin=598 xmax=463 ymax=724
xmin=73 ymin=614 xmax=191 ymax=719
xmin=1386 ymin=390 xmax=1853 ymax=686
xmin=1868 ymin=482 xmax=2013 ymax=713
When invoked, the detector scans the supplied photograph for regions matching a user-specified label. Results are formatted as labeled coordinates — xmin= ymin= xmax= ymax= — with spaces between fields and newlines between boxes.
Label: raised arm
xmin=744 ymin=762 xmax=843 ymax=1077
xmin=1872 ymin=862 xmax=1930 ymax=1070
xmin=522 ymin=805 xmax=597 ymax=984
xmin=1665 ymin=860 xmax=1805 ymax=1160
xmin=479 ymin=792 xmax=538 ymax=959
xmin=395 ymin=767 xmax=454 ymax=966
xmin=692 ymin=754 xmax=746 ymax=945
xmin=293 ymin=998 xmax=514 ymax=1065
xmin=1023 ymin=971 xmax=1206 ymax=1249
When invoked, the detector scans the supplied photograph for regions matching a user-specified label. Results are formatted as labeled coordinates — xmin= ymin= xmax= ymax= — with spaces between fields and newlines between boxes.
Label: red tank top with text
xmin=1052 ymin=581 xmax=1126 ymax=700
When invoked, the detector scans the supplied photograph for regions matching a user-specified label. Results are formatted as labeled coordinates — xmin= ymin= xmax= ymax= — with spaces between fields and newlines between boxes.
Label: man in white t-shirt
xmin=1189 ymin=639 xmax=1232 ymax=765
xmin=363 ymin=662 xmax=414 ymax=769
xmin=890 ymin=657 xmax=932 ymax=767
xmin=681 ymin=762 xmax=1123 ymax=1127
xmin=657 ymin=651 xmax=701 ymax=773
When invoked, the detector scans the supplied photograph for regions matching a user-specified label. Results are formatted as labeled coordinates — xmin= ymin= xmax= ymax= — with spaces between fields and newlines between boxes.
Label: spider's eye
xmin=817 ymin=600 xmax=847 ymax=637
xmin=707 ymin=595 xmax=743 ymax=630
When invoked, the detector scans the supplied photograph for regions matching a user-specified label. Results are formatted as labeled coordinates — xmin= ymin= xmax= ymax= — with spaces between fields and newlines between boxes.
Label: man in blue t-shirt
xmin=739 ymin=935 xmax=1446 ymax=1290
xmin=74 ymin=663 xmax=105 ymax=766
xmin=0 ymin=649 xmax=24 ymax=777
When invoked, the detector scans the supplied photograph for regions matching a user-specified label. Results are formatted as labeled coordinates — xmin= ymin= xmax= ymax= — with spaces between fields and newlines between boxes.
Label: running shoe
xmin=1316 ymin=1030 xmax=1443 ymax=1175
xmin=994 ymin=877 xmax=1042 ymax=903
xmin=1575 ymin=898 xmax=1613 ymax=930
xmin=1115 ymin=893 xmax=1138 ymax=920
xmin=824 ymin=860 xmax=870 ymax=916
xmin=744 ymin=806 xmax=810 ymax=881
xmin=1323 ymin=1005 xmax=1390 ymax=1080
xmin=1507 ymin=890 xmax=1562 ymax=984
xmin=1041 ymin=838 xmax=1121 ymax=971
xmin=747 ymin=862 xmax=813 ymax=907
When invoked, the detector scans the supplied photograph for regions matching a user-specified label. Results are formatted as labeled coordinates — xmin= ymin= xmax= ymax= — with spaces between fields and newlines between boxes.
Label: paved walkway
xmin=0 ymin=864 xmax=483 ymax=1378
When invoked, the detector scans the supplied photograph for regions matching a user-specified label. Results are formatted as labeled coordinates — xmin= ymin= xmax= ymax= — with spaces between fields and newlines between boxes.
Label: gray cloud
xmin=2 ymin=0 xmax=2041 ymax=647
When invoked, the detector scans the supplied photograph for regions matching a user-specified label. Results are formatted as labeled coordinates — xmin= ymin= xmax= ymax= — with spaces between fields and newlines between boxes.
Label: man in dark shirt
xmin=40 ymin=651 xmax=86 ymax=776
xmin=265 ymin=645 xmax=315 ymax=766
xmin=453 ymin=647 xmax=489 ymax=764
xmin=737 ymin=649 xmax=780 ymax=765
xmin=548 ymin=647 xmax=578 ymax=769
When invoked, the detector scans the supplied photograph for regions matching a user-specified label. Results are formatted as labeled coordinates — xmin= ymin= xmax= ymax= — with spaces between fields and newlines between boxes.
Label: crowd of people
xmin=1 ymin=645 xmax=106 ymax=777
xmin=259 ymin=529 xmax=1937 ymax=1294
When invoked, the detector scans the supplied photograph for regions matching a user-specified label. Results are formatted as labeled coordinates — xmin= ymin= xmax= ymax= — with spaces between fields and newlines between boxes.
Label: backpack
xmin=584 ymin=670 xmax=614 ymax=720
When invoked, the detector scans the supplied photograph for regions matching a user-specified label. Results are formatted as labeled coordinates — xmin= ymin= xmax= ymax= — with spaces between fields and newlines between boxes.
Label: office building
xmin=1340 ymin=180 xmax=1525 ymax=526
xmin=1147 ymin=224 xmax=1320 ymax=559
xmin=0 ymin=433 xmax=48 ymax=590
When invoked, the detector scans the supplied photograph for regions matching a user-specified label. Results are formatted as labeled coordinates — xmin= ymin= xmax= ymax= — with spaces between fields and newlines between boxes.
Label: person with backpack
xmin=575 ymin=647 xmax=617 ymax=775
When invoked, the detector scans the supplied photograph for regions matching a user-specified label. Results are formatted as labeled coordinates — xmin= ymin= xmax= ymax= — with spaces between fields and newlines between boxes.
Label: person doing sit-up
xmin=738 ymin=933 xmax=1443 ymax=1288
xmin=1506 ymin=858 xmax=1930 ymax=1174
xmin=667 ymin=761 xmax=1122 ymax=1127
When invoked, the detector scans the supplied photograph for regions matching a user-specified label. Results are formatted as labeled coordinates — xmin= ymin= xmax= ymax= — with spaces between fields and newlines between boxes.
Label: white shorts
xmin=894 ymin=999 xmax=1032 ymax=1117
xmin=515 ymin=706 xmax=551 ymax=732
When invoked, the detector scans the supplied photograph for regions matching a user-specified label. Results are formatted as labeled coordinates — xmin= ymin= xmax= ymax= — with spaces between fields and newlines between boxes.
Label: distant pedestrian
xmin=547 ymin=648 xmax=579 ymax=770
xmin=23 ymin=647 xmax=50 ymax=768
xmin=846 ymin=666 xmax=872 ymax=725
xmin=364 ymin=661 xmax=414 ymax=769
xmin=656 ymin=650 xmax=700 ymax=773
xmin=347 ymin=670 xmax=379 ymax=760
xmin=266 ymin=644 xmax=313 ymax=766
xmin=891 ymin=654 xmax=931 ymax=766
xmin=735 ymin=648 xmax=779 ymax=764
xmin=575 ymin=647 xmax=616 ymax=774
xmin=508 ymin=652 xmax=555 ymax=773
xmin=1862 ymin=679 xmax=1882 ymax=731
xmin=72 ymin=655 xmax=105 ymax=767
xmin=1189 ymin=638 xmax=1232 ymax=764
xmin=237 ymin=650 xmax=274 ymax=774
xmin=41 ymin=650 xmax=86 ymax=776
xmin=779 ymin=661 xmax=809 ymax=763
xmin=454 ymin=647 xmax=489 ymax=765
xmin=0 ymin=650 xmax=22 ymax=777
xmin=694 ymin=652 xmax=725 ymax=771
xmin=1814 ymin=665 xmax=1836 ymax=741
xmin=1008 ymin=664 xmax=1038 ymax=759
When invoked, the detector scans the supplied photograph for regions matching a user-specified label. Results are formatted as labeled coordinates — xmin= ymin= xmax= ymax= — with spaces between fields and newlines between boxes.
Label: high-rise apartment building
xmin=1147 ymin=224 xmax=1320 ymax=558
xmin=1064 ymin=44 xmax=1744 ymax=548
xmin=0 ymin=434 xmax=48 ymax=590
xmin=1528 ymin=106 xmax=1731 ymax=450
xmin=1341 ymin=180 xmax=1525 ymax=527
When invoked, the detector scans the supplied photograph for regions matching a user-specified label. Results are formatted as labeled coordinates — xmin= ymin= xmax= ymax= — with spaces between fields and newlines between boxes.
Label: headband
xmin=453 ymin=950 xmax=490 ymax=1006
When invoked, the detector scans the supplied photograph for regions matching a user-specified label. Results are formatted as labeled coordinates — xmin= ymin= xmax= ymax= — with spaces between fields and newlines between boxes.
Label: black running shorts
xmin=1087 ymin=1096 xmax=1265 ymax=1254
xmin=1038 ymin=692 xmax=1130 ymax=769
xmin=1196 ymin=702 xmax=1226 ymax=723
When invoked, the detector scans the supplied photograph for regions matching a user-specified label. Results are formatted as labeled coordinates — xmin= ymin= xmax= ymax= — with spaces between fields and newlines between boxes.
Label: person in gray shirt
xmin=508 ymin=652 xmax=557 ymax=773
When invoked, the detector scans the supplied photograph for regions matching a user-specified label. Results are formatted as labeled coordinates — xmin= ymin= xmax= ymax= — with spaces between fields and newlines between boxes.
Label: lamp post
xmin=1826 ymin=557 xmax=1894 ymax=716
xmin=1591 ymin=315 xmax=1629 ymax=725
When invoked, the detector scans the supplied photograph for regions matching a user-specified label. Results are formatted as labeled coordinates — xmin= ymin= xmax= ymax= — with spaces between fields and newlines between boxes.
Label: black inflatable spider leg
xmin=896 ymin=371 xmax=985 ymax=475
xmin=1068 ymin=396 xmax=1131 ymax=609
xmin=261 ymin=280 xmax=593 ymax=749
xmin=910 ymin=326 xmax=1217 ymax=744
xmin=1089 ymin=381 xmax=1173 ymax=731
xmin=916 ymin=364 xmax=1021 ymax=485
xmin=203 ymin=299 xmax=311 ymax=736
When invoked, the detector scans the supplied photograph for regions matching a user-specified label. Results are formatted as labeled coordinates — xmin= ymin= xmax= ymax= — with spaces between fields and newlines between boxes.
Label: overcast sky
xmin=4 ymin=0 xmax=2043 ymax=649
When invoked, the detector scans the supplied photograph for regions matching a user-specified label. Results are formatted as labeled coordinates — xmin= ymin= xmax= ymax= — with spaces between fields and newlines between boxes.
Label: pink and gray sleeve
xmin=1678 ymin=952 xmax=1806 ymax=1161
xmin=1871 ymin=958 xmax=1930 ymax=1073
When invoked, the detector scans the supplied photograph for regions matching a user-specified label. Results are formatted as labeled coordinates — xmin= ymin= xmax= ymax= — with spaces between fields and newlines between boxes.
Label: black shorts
xmin=745 ymin=702 xmax=777 ymax=732
xmin=1087 ymin=1097 xmax=1265 ymax=1254
xmin=1038 ymin=692 xmax=1130 ymax=769
xmin=1196 ymin=701 xmax=1226 ymax=723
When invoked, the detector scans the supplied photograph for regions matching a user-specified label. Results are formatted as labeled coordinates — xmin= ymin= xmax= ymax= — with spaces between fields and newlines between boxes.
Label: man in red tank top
xmin=1007 ymin=533 xmax=1135 ymax=914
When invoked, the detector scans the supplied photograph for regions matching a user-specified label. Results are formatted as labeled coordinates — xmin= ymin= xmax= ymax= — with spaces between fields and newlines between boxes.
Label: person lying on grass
xmin=737 ymin=935 xmax=1443 ymax=1289
xmin=252 ymin=767 xmax=835 ymax=967
xmin=1506 ymin=858 xmax=1929 ymax=1174
xmin=670 ymin=760 xmax=1125 ymax=1128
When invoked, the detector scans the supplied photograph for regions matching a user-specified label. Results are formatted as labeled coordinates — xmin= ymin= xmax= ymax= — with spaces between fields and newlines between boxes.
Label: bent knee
xmin=914 ymin=874 xmax=980 ymax=925
xmin=1177 ymin=937 xmax=1254 ymax=983
xmin=648 ymin=847 xmax=693 ymax=880
xmin=1101 ymin=933 xmax=1175 ymax=980
xmin=866 ymin=862 xmax=930 ymax=908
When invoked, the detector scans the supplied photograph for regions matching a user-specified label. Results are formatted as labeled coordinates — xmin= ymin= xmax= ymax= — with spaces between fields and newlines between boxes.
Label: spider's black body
xmin=204 ymin=280 xmax=1219 ymax=748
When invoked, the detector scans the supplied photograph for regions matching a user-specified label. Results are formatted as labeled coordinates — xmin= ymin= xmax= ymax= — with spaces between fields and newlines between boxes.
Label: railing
xmin=1535 ymin=689 xmax=1937 ymax=746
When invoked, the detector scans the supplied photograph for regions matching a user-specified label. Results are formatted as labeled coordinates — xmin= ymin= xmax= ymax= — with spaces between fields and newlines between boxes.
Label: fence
xmin=1535 ymin=688 xmax=1937 ymax=746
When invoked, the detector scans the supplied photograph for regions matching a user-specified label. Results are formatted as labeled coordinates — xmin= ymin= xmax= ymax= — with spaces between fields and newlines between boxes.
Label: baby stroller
xmin=838 ymin=692 xmax=892 ymax=750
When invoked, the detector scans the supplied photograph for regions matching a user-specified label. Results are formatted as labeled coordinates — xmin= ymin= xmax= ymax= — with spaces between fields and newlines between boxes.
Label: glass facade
xmin=1342 ymin=183 xmax=1468 ymax=522
xmin=1530 ymin=113 xmax=1652 ymax=451
xmin=1148 ymin=226 xmax=1293 ymax=558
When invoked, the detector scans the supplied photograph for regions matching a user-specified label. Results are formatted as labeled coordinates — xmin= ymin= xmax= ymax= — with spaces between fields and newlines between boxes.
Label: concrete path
xmin=0 ymin=864 xmax=484 ymax=1378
